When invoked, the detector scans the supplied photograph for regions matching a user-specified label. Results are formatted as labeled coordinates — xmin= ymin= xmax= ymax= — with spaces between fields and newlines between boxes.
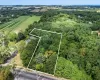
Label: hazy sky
xmin=0 ymin=0 xmax=100 ymax=5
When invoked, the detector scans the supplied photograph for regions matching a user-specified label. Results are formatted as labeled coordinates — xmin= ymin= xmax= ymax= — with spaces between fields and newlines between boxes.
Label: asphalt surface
xmin=14 ymin=69 xmax=56 ymax=80
xmin=0 ymin=50 xmax=18 ymax=67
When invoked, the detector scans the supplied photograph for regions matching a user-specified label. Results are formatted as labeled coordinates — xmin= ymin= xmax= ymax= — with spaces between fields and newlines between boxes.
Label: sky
xmin=0 ymin=0 xmax=100 ymax=5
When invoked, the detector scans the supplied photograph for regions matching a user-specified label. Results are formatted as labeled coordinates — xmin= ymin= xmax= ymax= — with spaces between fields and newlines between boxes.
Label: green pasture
xmin=0 ymin=15 xmax=40 ymax=33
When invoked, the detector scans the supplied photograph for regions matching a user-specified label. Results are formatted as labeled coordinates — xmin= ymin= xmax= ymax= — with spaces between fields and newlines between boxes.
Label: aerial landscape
xmin=0 ymin=0 xmax=100 ymax=80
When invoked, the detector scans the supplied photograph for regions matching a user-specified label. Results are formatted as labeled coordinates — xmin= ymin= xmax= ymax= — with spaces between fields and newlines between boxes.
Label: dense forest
xmin=18 ymin=10 xmax=100 ymax=80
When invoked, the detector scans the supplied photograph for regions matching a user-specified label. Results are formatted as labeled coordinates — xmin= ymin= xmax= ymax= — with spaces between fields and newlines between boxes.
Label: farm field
xmin=13 ymin=16 xmax=40 ymax=33
xmin=0 ymin=15 xmax=40 ymax=33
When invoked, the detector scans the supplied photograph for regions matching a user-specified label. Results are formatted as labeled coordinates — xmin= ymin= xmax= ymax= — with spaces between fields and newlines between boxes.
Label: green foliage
xmin=90 ymin=21 xmax=100 ymax=31
xmin=0 ymin=32 xmax=11 ymax=64
xmin=0 ymin=66 xmax=14 ymax=80
xmin=17 ymin=32 xmax=26 ymax=42
xmin=39 ymin=10 xmax=59 ymax=22
xmin=21 ymin=38 xmax=38 ymax=67
xmin=55 ymin=57 xmax=92 ymax=80
xmin=24 ymin=12 xmax=100 ymax=80
xmin=7 ymin=32 xmax=17 ymax=41
xmin=44 ymin=54 xmax=57 ymax=74
xmin=16 ymin=40 xmax=25 ymax=52
xmin=36 ymin=63 xmax=44 ymax=70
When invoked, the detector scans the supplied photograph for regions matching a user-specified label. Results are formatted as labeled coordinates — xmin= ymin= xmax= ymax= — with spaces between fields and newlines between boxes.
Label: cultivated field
xmin=13 ymin=16 xmax=40 ymax=33
xmin=0 ymin=15 xmax=40 ymax=33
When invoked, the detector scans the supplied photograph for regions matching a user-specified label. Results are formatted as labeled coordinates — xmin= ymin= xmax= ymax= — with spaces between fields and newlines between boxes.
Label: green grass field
xmin=0 ymin=15 xmax=40 ymax=33
xmin=13 ymin=16 xmax=40 ymax=33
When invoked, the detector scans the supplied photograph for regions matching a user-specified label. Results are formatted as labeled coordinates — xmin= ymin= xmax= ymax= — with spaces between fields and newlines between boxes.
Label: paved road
xmin=0 ymin=50 xmax=18 ymax=67
xmin=14 ymin=69 xmax=56 ymax=80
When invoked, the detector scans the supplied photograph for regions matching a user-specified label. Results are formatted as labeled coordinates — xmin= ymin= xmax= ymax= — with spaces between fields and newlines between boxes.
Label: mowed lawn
xmin=13 ymin=16 xmax=40 ymax=33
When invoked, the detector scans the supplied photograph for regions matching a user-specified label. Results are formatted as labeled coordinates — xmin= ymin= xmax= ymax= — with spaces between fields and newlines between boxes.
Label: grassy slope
xmin=13 ymin=16 xmax=40 ymax=33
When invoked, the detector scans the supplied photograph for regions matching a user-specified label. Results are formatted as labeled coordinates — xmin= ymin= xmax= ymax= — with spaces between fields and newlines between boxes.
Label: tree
xmin=0 ymin=66 xmax=14 ymax=80
xmin=17 ymin=32 xmax=26 ymax=42
xmin=7 ymin=32 xmax=17 ymax=41
xmin=55 ymin=57 xmax=92 ymax=80
xmin=20 ymin=38 xmax=38 ymax=67
xmin=44 ymin=54 xmax=57 ymax=74
xmin=16 ymin=40 xmax=25 ymax=52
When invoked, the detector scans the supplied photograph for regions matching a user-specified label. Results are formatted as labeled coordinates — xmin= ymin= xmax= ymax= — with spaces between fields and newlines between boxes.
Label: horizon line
xmin=0 ymin=4 xmax=100 ymax=6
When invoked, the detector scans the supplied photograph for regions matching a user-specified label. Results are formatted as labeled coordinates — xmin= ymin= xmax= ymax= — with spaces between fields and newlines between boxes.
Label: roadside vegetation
xmin=0 ymin=66 xmax=14 ymax=80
